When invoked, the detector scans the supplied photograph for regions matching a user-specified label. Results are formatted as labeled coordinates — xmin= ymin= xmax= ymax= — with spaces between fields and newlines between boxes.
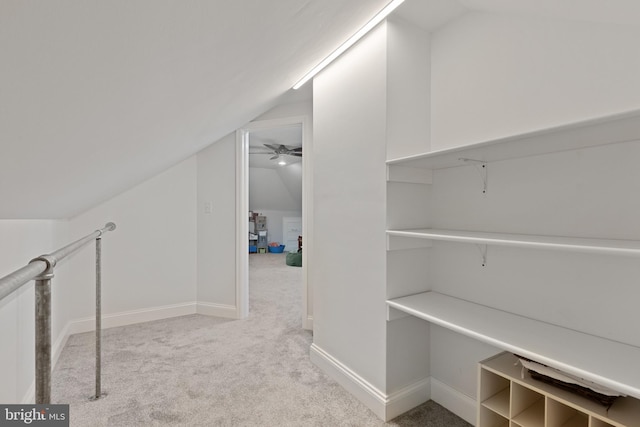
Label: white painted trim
xmin=310 ymin=343 xmax=431 ymax=422
xmin=387 ymin=165 xmax=433 ymax=184
xmin=300 ymin=114 xmax=312 ymax=331
xmin=430 ymin=377 xmax=477 ymax=426
xmin=196 ymin=302 xmax=237 ymax=319
xmin=237 ymin=115 xmax=312 ymax=330
xmin=310 ymin=343 xmax=388 ymax=419
xmin=235 ymin=129 xmax=249 ymax=319
xmin=21 ymin=383 xmax=35 ymax=404
xmin=386 ymin=377 xmax=431 ymax=421
xmin=305 ymin=315 xmax=313 ymax=330
xmin=52 ymin=323 xmax=72 ymax=370
xmin=66 ymin=301 xmax=198 ymax=335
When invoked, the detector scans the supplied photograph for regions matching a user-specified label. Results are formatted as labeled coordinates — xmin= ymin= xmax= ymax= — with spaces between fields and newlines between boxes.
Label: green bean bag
xmin=286 ymin=251 xmax=302 ymax=267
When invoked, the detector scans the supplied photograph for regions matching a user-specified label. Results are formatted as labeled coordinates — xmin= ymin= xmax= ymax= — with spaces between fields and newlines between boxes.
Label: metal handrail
xmin=0 ymin=222 xmax=116 ymax=300
xmin=0 ymin=221 xmax=116 ymax=403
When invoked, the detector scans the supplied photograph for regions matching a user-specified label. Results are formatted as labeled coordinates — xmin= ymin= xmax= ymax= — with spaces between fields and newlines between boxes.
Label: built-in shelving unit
xmin=385 ymin=108 xmax=640 ymax=424
xmin=478 ymin=352 xmax=640 ymax=427
xmin=387 ymin=291 xmax=640 ymax=400
xmin=387 ymin=109 xmax=640 ymax=172
xmin=386 ymin=229 xmax=640 ymax=257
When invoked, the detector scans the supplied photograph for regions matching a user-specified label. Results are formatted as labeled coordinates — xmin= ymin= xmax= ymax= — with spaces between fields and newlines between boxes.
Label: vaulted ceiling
xmin=2 ymin=0 xmax=639 ymax=219
xmin=0 ymin=0 xmax=393 ymax=218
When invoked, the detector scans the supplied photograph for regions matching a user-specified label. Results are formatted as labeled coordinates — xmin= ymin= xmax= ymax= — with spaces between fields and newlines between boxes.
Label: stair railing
xmin=0 ymin=222 xmax=116 ymax=404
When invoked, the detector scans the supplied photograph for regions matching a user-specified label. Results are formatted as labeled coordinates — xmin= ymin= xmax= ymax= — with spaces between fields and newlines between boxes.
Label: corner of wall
xmin=310 ymin=343 xmax=432 ymax=422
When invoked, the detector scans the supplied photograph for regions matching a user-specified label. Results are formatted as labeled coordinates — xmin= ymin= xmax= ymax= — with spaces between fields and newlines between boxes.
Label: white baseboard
xmin=21 ymin=383 xmax=35 ymax=405
xmin=196 ymin=302 xmax=237 ymax=319
xmin=386 ymin=377 xmax=431 ymax=421
xmin=310 ymin=344 xmax=430 ymax=422
xmin=310 ymin=344 xmax=388 ymax=419
xmin=431 ymin=377 xmax=477 ymax=425
xmin=67 ymin=301 xmax=199 ymax=335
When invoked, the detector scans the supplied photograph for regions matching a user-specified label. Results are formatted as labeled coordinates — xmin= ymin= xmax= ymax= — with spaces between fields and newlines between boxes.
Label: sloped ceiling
xmin=3 ymin=0 xmax=639 ymax=219
xmin=249 ymin=165 xmax=302 ymax=212
xmin=0 ymin=0 xmax=392 ymax=218
xmin=248 ymin=123 xmax=303 ymax=212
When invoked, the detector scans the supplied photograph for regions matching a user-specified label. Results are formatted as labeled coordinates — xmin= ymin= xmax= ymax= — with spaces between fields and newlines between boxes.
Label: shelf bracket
xmin=459 ymin=158 xmax=488 ymax=194
xmin=476 ymin=244 xmax=488 ymax=267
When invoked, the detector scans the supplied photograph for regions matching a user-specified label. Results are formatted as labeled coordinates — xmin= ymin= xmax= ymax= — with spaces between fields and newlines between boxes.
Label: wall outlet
xmin=204 ymin=201 xmax=213 ymax=214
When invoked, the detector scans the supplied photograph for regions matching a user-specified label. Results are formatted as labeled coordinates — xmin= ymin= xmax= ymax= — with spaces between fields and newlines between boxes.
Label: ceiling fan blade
xmin=264 ymin=144 xmax=279 ymax=151
xmin=289 ymin=153 xmax=303 ymax=157
xmin=270 ymin=154 xmax=279 ymax=160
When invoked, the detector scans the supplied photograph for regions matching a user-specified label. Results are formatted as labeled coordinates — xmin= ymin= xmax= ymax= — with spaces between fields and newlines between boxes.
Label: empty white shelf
xmin=387 ymin=109 xmax=640 ymax=170
xmin=386 ymin=291 xmax=640 ymax=400
xmin=386 ymin=229 xmax=640 ymax=257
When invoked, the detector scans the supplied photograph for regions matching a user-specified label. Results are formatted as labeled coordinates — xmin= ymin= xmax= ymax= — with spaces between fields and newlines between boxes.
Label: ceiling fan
xmin=249 ymin=143 xmax=302 ymax=160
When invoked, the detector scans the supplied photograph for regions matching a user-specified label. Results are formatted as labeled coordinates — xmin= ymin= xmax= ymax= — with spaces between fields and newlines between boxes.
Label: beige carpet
xmin=52 ymin=253 xmax=471 ymax=426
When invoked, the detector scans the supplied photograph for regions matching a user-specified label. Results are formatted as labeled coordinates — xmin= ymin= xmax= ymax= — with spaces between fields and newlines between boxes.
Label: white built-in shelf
xmin=386 ymin=229 xmax=640 ymax=257
xmin=387 ymin=109 xmax=640 ymax=170
xmin=386 ymin=291 xmax=640 ymax=400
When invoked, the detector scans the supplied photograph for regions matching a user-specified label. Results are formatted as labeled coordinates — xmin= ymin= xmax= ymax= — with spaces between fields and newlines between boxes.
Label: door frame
xmin=236 ymin=115 xmax=313 ymax=329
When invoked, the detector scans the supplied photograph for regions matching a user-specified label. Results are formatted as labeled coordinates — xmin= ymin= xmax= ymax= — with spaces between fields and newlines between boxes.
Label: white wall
xmin=311 ymin=18 xmax=432 ymax=420
xmin=197 ymin=133 xmax=238 ymax=314
xmin=313 ymin=22 xmax=389 ymax=401
xmin=0 ymin=220 xmax=61 ymax=402
xmin=60 ymin=157 xmax=198 ymax=331
xmin=424 ymin=11 xmax=640 ymax=420
xmin=431 ymin=12 xmax=640 ymax=149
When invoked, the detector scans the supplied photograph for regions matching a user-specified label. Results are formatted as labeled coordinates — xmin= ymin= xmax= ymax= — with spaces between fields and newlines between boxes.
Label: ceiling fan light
xmin=278 ymin=160 xmax=287 ymax=166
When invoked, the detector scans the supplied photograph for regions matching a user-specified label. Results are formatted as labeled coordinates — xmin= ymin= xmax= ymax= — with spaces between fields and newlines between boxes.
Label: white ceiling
xmin=0 ymin=0 xmax=391 ymax=218
xmin=3 ymin=0 xmax=640 ymax=218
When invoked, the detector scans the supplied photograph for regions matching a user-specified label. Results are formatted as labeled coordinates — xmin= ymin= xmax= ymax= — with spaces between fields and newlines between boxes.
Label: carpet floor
xmin=52 ymin=253 xmax=471 ymax=426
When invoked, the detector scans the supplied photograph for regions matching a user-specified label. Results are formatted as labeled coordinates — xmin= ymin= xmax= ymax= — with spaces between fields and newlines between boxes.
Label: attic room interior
xmin=2 ymin=0 xmax=640 ymax=426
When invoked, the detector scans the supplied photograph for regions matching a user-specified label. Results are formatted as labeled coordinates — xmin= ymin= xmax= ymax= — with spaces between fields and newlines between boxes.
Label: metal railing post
xmin=0 ymin=222 xmax=116 ymax=404
xmin=93 ymin=236 xmax=103 ymax=400
xmin=32 ymin=255 xmax=56 ymax=404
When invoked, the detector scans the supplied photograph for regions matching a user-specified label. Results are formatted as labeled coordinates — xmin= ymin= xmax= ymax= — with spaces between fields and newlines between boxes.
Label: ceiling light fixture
xmin=278 ymin=160 xmax=287 ymax=166
xmin=292 ymin=0 xmax=405 ymax=90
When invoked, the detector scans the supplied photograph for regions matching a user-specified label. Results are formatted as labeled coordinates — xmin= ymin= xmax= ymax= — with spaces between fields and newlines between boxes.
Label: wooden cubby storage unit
xmin=479 ymin=353 xmax=640 ymax=427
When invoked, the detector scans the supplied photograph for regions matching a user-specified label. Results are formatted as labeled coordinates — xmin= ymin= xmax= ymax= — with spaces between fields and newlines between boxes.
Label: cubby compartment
xmin=511 ymin=383 xmax=545 ymax=427
xmin=547 ymin=399 xmax=588 ymax=427
xmin=479 ymin=406 xmax=509 ymax=427
xmin=480 ymin=369 xmax=511 ymax=418
xmin=589 ymin=418 xmax=615 ymax=427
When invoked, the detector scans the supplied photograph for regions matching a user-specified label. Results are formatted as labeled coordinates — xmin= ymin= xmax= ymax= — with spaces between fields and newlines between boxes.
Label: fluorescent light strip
xmin=292 ymin=0 xmax=405 ymax=90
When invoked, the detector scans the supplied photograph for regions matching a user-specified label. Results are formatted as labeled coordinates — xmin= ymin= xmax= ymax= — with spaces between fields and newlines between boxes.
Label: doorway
xmin=236 ymin=116 xmax=312 ymax=329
